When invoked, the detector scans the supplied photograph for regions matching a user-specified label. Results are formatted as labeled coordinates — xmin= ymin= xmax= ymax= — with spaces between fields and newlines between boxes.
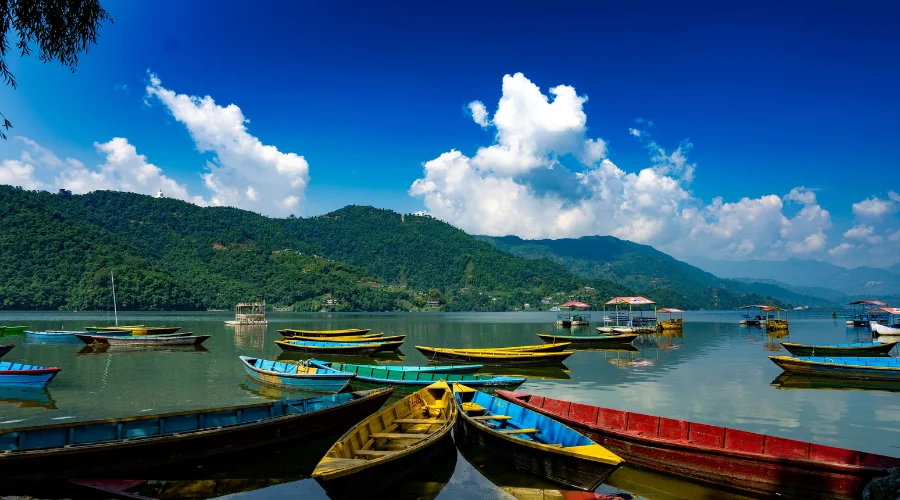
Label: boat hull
xmin=770 ymin=356 xmax=900 ymax=381
xmin=1 ymin=326 xmax=29 ymax=334
xmin=240 ymin=357 xmax=354 ymax=393
xmin=0 ymin=344 xmax=12 ymax=359
xmin=781 ymin=342 xmax=897 ymax=357
xmin=537 ymin=333 xmax=638 ymax=347
xmin=275 ymin=340 xmax=404 ymax=355
xmin=871 ymin=321 xmax=900 ymax=336
xmin=415 ymin=347 xmax=573 ymax=366
xmin=284 ymin=334 xmax=405 ymax=343
xmin=278 ymin=328 xmax=372 ymax=337
xmin=309 ymin=360 xmax=524 ymax=389
xmin=0 ymin=388 xmax=393 ymax=481
xmin=78 ymin=334 xmax=210 ymax=347
xmin=495 ymin=391 xmax=899 ymax=500
xmin=0 ymin=363 xmax=61 ymax=388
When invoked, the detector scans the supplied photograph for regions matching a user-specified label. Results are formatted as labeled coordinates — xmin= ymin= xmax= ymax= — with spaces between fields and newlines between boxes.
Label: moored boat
xmin=312 ymin=380 xmax=456 ymax=498
xmin=77 ymin=333 xmax=210 ymax=347
xmin=453 ymin=383 xmax=622 ymax=491
xmin=275 ymin=339 xmax=404 ymax=355
xmin=537 ymin=333 xmax=638 ymax=347
xmin=308 ymin=360 xmax=525 ymax=389
xmin=656 ymin=308 xmax=684 ymax=330
xmin=769 ymin=356 xmax=900 ymax=381
xmin=436 ymin=342 xmax=570 ymax=354
xmin=495 ymin=390 xmax=900 ymax=500
xmin=27 ymin=330 xmax=129 ymax=339
xmin=74 ymin=332 xmax=191 ymax=345
xmin=0 ymin=344 xmax=12 ymax=359
xmin=309 ymin=359 xmax=482 ymax=375
xmin=0 ymin=326 xmax=30 ymax=335
xmin=781 ymin=341 xmax=897 ymax=357
xmin=870 ymin=308 xmax=900 ymax=336
xmin=85 ymin=326 xmax=182 ymax=335
xmin=278 ymin=330 xmax=383 ymax=339
xmin=278 ymin=328 xmax=372 ymax=337
xmin=771 ymin=372 xmax=900 ymax=394
xmin=0 ymin=388 xmax=393 ymax=481
xmin=239 ymin=356 xmax=355 ymax=393
xmin=283 ymin=334 xmax=405 ymax=343
xmin=415 ymin=346 xmax=574 ymax=366
xmin=0 ymin=361 xmax=61 ymax=388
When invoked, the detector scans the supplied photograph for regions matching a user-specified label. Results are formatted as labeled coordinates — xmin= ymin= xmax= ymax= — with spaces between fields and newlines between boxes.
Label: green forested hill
xmin=0 ymin=188 xmax=628 ymax=311
xmin=480 ymin=235 xmax=824 ymax=309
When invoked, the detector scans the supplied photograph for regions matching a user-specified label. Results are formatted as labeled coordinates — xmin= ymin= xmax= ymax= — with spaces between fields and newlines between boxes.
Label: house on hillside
xmin=541 ymin=297 xmax=552 ymax=305
xmin=426 ymin=300 xmax=441 ymax=307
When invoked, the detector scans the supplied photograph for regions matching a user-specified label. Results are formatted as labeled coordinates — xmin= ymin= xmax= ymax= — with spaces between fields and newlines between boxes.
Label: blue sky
xmin=2 ymin=1 xmax=899 ymax=266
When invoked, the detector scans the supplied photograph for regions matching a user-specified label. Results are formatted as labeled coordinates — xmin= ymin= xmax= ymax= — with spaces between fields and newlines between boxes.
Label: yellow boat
xmin=278 ymin=328 xmax=372 ymax=337
xmin=446 ymin=343 xmax=571 ymax=354
xmin=656 ymin=308 xmax=684 ymax=331
xmin=415 ymin=346 xmax=574 ymax=366
xmin=282 ymin=334 xmax=406 ymax=343
xmin=312 ymin=380 xmax=456 ymax=497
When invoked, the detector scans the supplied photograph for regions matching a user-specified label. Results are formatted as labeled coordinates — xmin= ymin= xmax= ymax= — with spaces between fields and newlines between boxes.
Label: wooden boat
xmin=279 ymin=330 xmax=383 ymax=339
xmin=415 ymin=346 xmax=573 ymax=366
xmin=309 ymin=360 xmax=525 ymax=389
xmin=657 ymin=308 xmax=684 ymax=330
xmin=308 ymin=359 xmax=482 ymax=375
xmin=771 ymin=372 xmax=900 ymax=394
xmin=871 ymin=321 xmax=900 ymax=336
xmin=278 ymin=328 xmax=372 ymax=337
xmin=76 ymin=333 xmax=210 ymax=347
xmin=495 ymin=390 xmax=900 ymax=499
xmin=85 ymin=326 xmax=182 ymax=335
xmin=27 ymin=330 xmax=129 ymax=339
xmin=0 ymin=361 xmax=61 ymax=388
xmin=0 ymin=344 xmax=12 ymax=359
xmin=276 ymin=339 xmax=404 ymax=355
xmin=537 ymin=333 xmax=638 ymax=346
xmin=0 ymin=388 xmax=393 ymax=481
xmin=239 ymin=356 xmax=355 ymax=393
xmin=75 ymin=332 xmax=191 ymax=345
xmin=429 ymin=342 xmax=571 ymax=354
xmin=0 ymin=326 xmax=29 ymax=335
xmin=285 ymin=334 xmax=405 ymax=343
xmin=781 ymin=341 xmax=897 ymax=357
xmin=871 ymin=309 xmax=900 ymax=335
xmin=769 ymin=356 xmax=900 ymax=381
xmin=453 ymin=383 xmax=621 ymax=491
xmin=312 ymin=380 xmax=456 ymax=498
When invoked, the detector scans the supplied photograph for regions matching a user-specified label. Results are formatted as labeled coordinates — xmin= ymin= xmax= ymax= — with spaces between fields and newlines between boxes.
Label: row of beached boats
xmin=2 ymin=376 xmax=896 ymax=499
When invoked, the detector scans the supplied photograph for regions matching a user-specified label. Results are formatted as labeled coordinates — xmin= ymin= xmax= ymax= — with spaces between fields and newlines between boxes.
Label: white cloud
xmin=468 ymin=101 xmax=490 ymax=128
xmin=852 ymin=196 xmax=895 ymax=219
xmin=843 ymin=224 xmax=874 ymax=240
xmin=409 ymin=73 xmax=832 ymax=261
xmin=628 ymin=128 xmax=642 ymax=137
xmin=145 ymin=72 xmax=309 ymax=216
xmin=828 ymin=242 xmax=856 ymax=256
xmin=0 ymin=159 xmax=48 ymax=190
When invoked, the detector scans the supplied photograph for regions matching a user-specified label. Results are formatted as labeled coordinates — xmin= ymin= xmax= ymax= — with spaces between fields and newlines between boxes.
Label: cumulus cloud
xmin=410 ymin=72 xmax=833 ymax=261
xmin=828 ymin=192 xmax=900 ymax=266
xmin=145 ymin=72 xmax=309 ymax=216
xmin=852 ymin=196 xmax=896 ymax=219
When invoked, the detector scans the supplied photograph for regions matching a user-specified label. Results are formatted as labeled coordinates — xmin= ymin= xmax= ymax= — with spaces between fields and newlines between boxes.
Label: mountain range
xmin=0 ymin=186 xmax=865 ymax=311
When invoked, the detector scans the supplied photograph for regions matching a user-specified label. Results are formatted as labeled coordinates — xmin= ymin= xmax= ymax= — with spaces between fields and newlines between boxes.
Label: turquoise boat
xmin=770 ymin=356 xmax=900 ymax=381
xmin=309 ymin=359 xmax=482 ymax=375
xmin=0 ymin=326 xmax=29 ymax=335
xmin=452 ymin=383 xmax=622 ymax=491
xmin=239 ymin=356 xmax=355 ymax=393
xmin=275 ymin=339 xmax=404 ymax=355
xmin=781 ymin=341 xmax=897 ymax=357
xmin=308 ymin=360 xmax=525 ymax=389
xmin=0 ymin=361 xmax=61 ymax=388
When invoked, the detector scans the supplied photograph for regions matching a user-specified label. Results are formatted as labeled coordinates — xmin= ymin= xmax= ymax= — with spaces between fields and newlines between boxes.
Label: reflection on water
xmin=0 ymin=387 xmax=57 ymax=410
xmin=1 ymin=310 xmax=898 ymax=499
xmin=77 ymin=345 xmax=210 ymax=355
xmin=771 ymin=373 xmax=900 ymax=393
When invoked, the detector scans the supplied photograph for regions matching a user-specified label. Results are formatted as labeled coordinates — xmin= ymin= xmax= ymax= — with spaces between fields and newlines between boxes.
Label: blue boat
xmin=275 ymin=339 xmax=404 ymax=355
xmin=239 ymin=356 xmax=355 ymax=393
xmin=308 ymin=359 xmax=482 ymax=375
xmin=26 ymin=330 xmax=128 ymax=338
xmin=781 ymin=341 xmax=897 ymax=357
xmin=452 ymin=383 xmax=622 ymax=491
xmin=0 ymin=361 xmax=61 ymax=388
xmin=0 ymin=344 xmax=12 ymax=359
xmin=308 ymin=359 xmax=526 ymax=389
xmin=770 ymin=356 xmax=900 ymax=381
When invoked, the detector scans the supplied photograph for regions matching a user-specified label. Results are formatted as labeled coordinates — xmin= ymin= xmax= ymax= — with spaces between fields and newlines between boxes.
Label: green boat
xmin=308 ymin=359 xmax=525 ymax=389
xmin=0 ymin=326 xmax=29 ymax=335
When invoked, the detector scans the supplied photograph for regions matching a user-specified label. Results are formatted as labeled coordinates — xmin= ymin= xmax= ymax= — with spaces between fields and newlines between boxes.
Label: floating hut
xmin=763 ymin=306 xmax=789 ymax=332
xmin=656 ymin=308 xmax=684 ymax=331
xmin=556 ymin=301 xmax=591 ymax=327
xmin=739 ymin=305 xmax=770 ymax=326
xmin=225 ymin=300 xmax=268 ymax=326
xmin=844 ymin=300 xmax=887 ymax=327
xmin=601 ymin=297 xmax=657 ymax=333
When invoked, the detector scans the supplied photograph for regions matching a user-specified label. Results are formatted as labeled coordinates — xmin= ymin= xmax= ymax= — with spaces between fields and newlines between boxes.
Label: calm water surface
xmin=1 ymin=311 xmax=897 ymax=499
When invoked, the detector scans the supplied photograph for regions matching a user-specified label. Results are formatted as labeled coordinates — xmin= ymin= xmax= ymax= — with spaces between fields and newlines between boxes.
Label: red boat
xmin=495 ymin=391 xmax=900 ymax=499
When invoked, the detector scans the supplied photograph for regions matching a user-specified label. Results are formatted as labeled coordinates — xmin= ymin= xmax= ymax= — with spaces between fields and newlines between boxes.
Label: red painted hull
xmin=495 ymin=391 xmax=900 ymax=499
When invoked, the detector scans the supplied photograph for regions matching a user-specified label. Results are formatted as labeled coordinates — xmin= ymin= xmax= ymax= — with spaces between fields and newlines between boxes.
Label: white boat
xmin=870 ymin=308 xmax=900 ymax=336
xmin=596 ymin=327 xmax=615 ymax=334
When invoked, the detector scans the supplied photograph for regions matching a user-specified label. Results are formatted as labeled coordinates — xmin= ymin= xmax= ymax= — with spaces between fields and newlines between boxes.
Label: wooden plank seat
xmin=370 ymin=433 xmax=428 ymax=440
xmin=393 ymin=418 xmax=446 ymax=424
xmin=498 ymin=428 xmax=539 ymax=434
xmin=354 ymin=449 xmax=398 ymax=457
xmin=471 ymin=415 xmax=511 ymax=421
xmin=461 ymin=402 xmax=486 ymax=412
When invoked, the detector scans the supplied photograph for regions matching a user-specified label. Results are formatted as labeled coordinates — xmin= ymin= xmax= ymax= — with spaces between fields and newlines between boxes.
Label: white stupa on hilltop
xmin=155 ymin=190 xmax=164 ymax=198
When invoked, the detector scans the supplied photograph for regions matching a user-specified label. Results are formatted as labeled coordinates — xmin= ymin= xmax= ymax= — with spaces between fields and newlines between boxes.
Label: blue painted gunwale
xmin=0 ymin=361 xmax=61 ymax=388
xmin=309 ymin=360 xmax=525 ymax=388
xmin=239 ymin=356 xmax=354 ymax=393
xmin=0 ymin=391 xmax=377 ymax=453
xmin=770 ymin=356 xmax=900 ymax=381
xmin=283 ymin=340 xmax=397 ymax=348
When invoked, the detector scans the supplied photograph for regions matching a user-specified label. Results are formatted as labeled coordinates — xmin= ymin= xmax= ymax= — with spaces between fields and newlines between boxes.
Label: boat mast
xmin=111 ymin=270 xmax=119 ymax=327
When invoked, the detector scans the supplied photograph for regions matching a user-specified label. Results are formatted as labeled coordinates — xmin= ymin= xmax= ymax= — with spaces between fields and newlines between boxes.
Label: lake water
xmin=1 ymin=310 xmax=897 ymax=499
